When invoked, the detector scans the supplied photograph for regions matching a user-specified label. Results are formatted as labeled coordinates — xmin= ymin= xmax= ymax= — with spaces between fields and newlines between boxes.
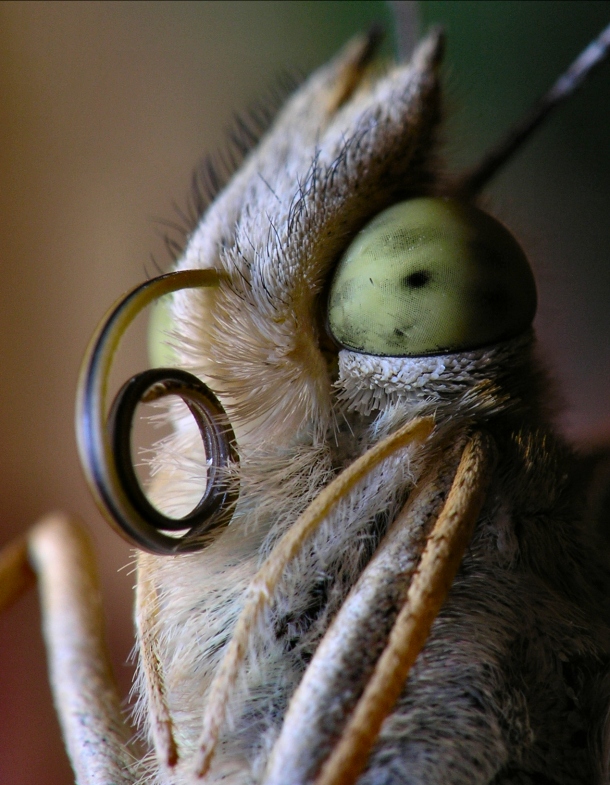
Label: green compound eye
xmin=147 ymin=293 xmax=177 ymax=368
xmin=327 ymin=197 xmax=537 ymax=357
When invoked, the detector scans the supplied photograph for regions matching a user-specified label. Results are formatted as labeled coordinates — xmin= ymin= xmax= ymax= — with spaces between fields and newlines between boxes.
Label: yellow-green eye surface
xmin=148 ymin=294 xmax=177 ymax=368
xmin=327 ymin=197 xmax=537 ymax=357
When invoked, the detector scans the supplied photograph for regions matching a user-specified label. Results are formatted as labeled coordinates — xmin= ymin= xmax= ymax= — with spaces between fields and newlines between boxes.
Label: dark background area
xmin=0 ymin=2 xmax=608 ymax=783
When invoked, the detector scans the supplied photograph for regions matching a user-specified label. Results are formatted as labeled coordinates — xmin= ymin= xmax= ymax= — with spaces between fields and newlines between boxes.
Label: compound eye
xmin=148 ymin=293 xmax=176 ymax=367
xmin=327 ymin=197 xmax=537 ymax=357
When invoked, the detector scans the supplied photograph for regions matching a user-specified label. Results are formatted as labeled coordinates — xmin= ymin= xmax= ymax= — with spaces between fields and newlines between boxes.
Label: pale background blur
xmin=0 ymin=2 xmax=608 ymax=783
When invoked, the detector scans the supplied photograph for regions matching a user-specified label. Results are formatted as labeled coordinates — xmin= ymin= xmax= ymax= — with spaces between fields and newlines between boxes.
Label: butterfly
xmin=2 ymin=5 xmax=610 ymax=785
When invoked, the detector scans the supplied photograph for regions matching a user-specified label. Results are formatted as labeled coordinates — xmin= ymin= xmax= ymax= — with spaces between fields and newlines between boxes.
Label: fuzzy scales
xmin=135 ymin=31 xmax=610 ymax=785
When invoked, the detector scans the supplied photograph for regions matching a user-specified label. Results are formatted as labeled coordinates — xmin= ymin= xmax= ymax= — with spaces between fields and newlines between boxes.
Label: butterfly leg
xmin=1 ymin=513 xmax=137 ymax=785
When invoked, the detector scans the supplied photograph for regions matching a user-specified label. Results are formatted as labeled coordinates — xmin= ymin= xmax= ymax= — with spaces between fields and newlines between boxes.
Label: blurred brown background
xmin=0 ymin=2 xmax=608 ymax=783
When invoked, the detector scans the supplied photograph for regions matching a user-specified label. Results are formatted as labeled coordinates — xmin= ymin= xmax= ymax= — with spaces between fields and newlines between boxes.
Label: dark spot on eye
xmin=394 ymin=328 xmax=404 ymax=337
xmin=403 ymin=270 xmax=431 ymax=289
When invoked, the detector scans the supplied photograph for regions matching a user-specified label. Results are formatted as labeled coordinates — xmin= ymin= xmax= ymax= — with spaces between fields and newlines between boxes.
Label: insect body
xmin=124 ymin=29 xmax=610 ymax=784
xmin=3 ymin=21 xmax=610 ymax=785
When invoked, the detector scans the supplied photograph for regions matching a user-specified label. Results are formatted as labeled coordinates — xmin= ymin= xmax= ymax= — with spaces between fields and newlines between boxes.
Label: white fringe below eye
xmin=337 ymin=334 xmax=533 ymax=416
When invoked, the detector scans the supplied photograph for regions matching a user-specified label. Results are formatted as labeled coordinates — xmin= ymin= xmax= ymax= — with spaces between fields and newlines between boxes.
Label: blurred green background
xmin=0 ymin=2 xmax=608 ymax=783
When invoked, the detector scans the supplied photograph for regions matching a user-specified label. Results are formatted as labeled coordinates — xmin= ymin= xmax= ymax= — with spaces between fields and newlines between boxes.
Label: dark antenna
xmin=455 ymin=22 xmax=610 ymax=198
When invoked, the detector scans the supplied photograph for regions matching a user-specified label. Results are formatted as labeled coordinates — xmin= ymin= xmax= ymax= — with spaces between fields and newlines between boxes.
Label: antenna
xmin=455 ymin=22 xmax=610 ymax=198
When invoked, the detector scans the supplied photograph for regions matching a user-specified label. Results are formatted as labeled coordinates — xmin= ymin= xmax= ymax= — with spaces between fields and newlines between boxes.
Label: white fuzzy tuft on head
xmin=167 ymin=31 xmax=444 ymax=454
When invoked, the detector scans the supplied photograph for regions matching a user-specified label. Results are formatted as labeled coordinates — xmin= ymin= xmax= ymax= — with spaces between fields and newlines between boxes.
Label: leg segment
xmin=1 ymin=513 xmax=137 ymax=785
